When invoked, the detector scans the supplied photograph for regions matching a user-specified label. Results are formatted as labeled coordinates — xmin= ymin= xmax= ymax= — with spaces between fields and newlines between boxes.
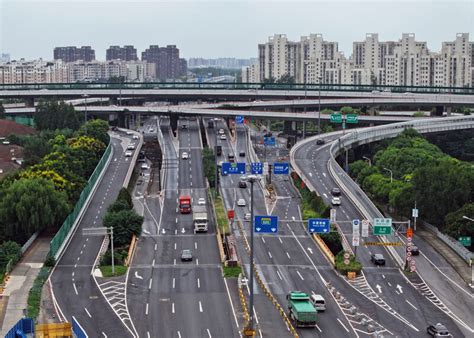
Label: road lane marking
xmin=147 ymin=332 xmax=150 ymax=338
xmin=174 ymin=259 xmax=176 ymax=265
xmin=199 ymin=301 xmax=203 ymax=312
xmin=149 ymin=278 xmax=153 ymax=290
xmin=268 ymin=251 xmax=272 ymax=259
xmin=296 ymin=270 xmax=304 ymax=280
xmin=286 ymin=252 xmax=291 ymax=259
xmin=154 ymin=243 xmax=157 ymax=250
xmin=72 ymin=272 xmax=75 ymax=277
xmin=278 ymin=237 xmax=283 ymax=244
xmin=102 ymin=332 xmax=107 ymax=337
xmin=195 ymin=242 xmax=197 ymax=249
xmin=172 ymin=303 xmax=175 ymax=314
xmin=207 ymin=329 xmax=212 ymax=337
xmin=177 ymin=332 xmax=181 ymax=338
xmin=405 ymin=299 xmax=418 ymax=310
xmin=135 ymin=271 xmax=143 ymax=280
xmin=174 ymin=243 xmax=177 ymax=250
xmin=84 ymin=308 xmax=92 ymax=318
xmin=315 ymin=324 xmax=322 ymax=333
xmin=146 ymin=303 xmax=149 ymax=315
xmin=73 ymin=283 xmax=78 ymax=295
xmin=173 ymin=278 xmax=175 ymax=289
xmin=196 ymin=258 xmax=199 ymax=265
xmin=197 ymin=278 xmax=201 ymax=288
xmin=261 ymin=237 xmax=266 ymax=243
xmin=337 ymin=318 xmax=349 ymax=333
xmin=276 ymin=270 xmax=283 ymax=280
xmin=152 ymin=259 xmax=155 ymax=266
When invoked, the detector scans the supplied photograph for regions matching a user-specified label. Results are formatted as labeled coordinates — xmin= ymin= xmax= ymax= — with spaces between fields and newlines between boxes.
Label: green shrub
xmin=27 ymin=266 xmax=50 ymax=319
xmin=334 ymin=251 xmax=362 ymax=275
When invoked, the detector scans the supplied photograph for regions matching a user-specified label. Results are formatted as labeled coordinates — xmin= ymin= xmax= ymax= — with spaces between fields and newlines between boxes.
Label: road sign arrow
xmin=143 ymin=229 xmax=150 ymax=235
xmin=376 ymin=284 xmax=382 ymax=293
xmin=396 ymin=284 xmax=403 ymax=294
xmin=271 ymin=228 xmax=276 ymax=232
xmin=161 ymin=228 xmax=166 ymax=234
xmin=256 ymin=227 xmax=261 ymax=232
xmin=181 ymin=228 xmax=185 ymax=234
xmin=135 ymin=271 xmax=143 ymax=280
xmin=307 ymin=248 xmax=313 ymax=254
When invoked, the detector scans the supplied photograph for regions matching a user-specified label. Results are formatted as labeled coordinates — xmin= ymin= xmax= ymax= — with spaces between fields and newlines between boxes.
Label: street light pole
xmin=362 ymin=156 xmax=372 ymax=166
xmin=318 ymin=76 xmax=322 ymax=135
xmin=82 ymin=94 xmax=89 ymax=124
xmin=214 ymin=121 xmax=219 ymax=198
xmin=383 ymin=167 xmax=393 ymax=183
xmin=463 ymin=216 xmax=474 ymax=222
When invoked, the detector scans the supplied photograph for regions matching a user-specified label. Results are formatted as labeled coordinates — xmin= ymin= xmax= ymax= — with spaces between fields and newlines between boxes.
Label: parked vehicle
xmin=287 ymin=291 xmax=317 ymax=328
xmin=371 ymin=254 xmax=386 ymax=265
xmin=216 ymin=145 xmax=222 ymax=156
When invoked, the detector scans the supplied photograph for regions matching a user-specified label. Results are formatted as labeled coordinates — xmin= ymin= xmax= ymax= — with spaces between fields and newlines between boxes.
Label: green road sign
xmin=330 ymin=113 xmax=342 ymax=123
xmin=346 ymin=114 xmax=359 ymax=124
xmin=373 ymin=218 xmax=392 ymax=235
xmin=458 ymin=236 xmax=471 ymax=247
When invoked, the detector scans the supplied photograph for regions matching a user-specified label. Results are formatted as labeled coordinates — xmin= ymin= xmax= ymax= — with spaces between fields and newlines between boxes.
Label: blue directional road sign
xmin=251 ymin=162 xmax=263 ymax=174
xmin=273 ymin=162 xmax=289 ymax=175
xmin=308 ymin=218 xmax=330 ymax=233
xmin=235 ymin=115 xmax=244 ymax=124
xmin=221 ymin=162 xmax=246 ymax=175
xmin=254 ymin=215 xmax=278 ymax=234
xmin=264 ymin=136 xmax=276 ymax=146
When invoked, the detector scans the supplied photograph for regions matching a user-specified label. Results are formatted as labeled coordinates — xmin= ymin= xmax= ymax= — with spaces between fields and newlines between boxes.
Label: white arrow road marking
xmin=307 ymin=248 xmax=313 ymax=254
xmin=323 ymin=193 xmax=328 ymax=199
xmin=397 ymin=284 xmax=403 ymax=294
xmin=135 ymin=271 xmax=143 ymax=280
xmin=376 ymin=284 xmax=382 ymax=293
xmin=322 ymin=172 xmax=327 ymax=177
xmin=143 ymin=229 xmax=150 ymax=235
xmin=181 ymin=228 xmax=185 ymax=234
xmin=309 ymin=172 xmax=313 ymax=177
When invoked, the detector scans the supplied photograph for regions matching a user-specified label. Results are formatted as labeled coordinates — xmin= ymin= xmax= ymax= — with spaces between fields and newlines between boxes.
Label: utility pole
xmin=318 ymin=76 xmax=322 ymax=135
xmin=214 ymin=122 xmax=219 ymax=198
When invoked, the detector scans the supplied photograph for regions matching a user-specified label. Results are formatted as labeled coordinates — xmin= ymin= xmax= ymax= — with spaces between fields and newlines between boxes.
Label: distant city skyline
xmin=1 ymin=1 xmax=473 ymax=60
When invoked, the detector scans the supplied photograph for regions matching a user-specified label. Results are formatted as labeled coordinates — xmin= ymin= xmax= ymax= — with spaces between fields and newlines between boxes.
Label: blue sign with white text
xmin=264 ymin=136 xmax=276 ymax=146
xmin=273 ymin=162 xmax=289 ymax=175
xmin=251 ymin=162 xmax=263 ymax=174
xmin=308 ymin=218 xmax=330 ymax=233
xmin=222 ymin=162 xmax=246 ymax=175
xmin=236 ymin=115 xmax=244 ymax=124
xmin=254 ymin=215 xmax=278 ymax=234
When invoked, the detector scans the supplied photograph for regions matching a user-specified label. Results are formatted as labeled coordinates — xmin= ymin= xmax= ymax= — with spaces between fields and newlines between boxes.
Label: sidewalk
xmin=0 ymin=236 xmax=51 ymax=335
xmin=416 ymin=226 xmax=472 ymax=285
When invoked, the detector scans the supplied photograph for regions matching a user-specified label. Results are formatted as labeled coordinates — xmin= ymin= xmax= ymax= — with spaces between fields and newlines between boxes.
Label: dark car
xmin=371 ymin=254 xmax=386 ymax=265
xmin=316 ymin=139 xmax=325 ymax=145
xmin=239 ymin=180 xmax=247 ymax=188
xmin=181 ymin=249 xmax=193 ymax=262
xmin=181 ymin=124 xmax=187 ymax=129
xmin=239 ymin=151 xmax=245 ymax=157
xmin=426 ymin=323 xmax=451 ymax=337
xmin=331 ymin=187 xmax=341 ymax=196
xmin=410 ymin=245 xmax=420 ymax=256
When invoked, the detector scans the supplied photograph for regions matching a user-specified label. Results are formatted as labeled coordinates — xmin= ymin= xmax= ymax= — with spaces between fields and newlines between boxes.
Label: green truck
xmin=287 ymin=291 xmax=317 ymax=328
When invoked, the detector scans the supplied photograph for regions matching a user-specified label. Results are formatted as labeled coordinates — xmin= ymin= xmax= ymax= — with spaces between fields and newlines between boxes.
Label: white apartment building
xmin=241 ymin=63 xmax=259 ymax=82
xmin=0 ymin=59 xmax=156 ymax=84
xmin=247 ymin=33 xmax=473 ymax=88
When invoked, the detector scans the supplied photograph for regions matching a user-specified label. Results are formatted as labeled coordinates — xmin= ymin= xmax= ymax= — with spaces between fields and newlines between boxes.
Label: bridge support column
xmin=446 ymin=106 xmax=452 ymax=116
xmin=284 ymin=121 xmax=296 ymax=135
xmin=170 ymin=114 xmax=178 ymax=131
xmin=433 ymin=106 xmax=444 ymax=116
xmin=25 ymin=97 xmax=34 ymax=107
xmin=302 ymin=121 xmax=306 ymax=139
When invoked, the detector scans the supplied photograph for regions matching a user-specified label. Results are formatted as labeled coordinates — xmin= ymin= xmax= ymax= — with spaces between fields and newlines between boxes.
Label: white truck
xmin=193 ymin=205 xmax=209 ymax=233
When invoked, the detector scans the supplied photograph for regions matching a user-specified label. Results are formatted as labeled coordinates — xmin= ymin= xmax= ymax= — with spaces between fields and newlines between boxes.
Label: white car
xmin=126 ymin=131 xmax=133 ymax=135
xmin=198 ymin=198 xmax=206 ymax=205
xmin=220 ymin=134 xmax=227 ymax=140
xmin=218 ymin=129 xmax=225 ymax=135
xmin=127 ymin=144 xmax=135 ymax=150
xmin=182 ymin=152 xmax=189 ymax=159
xmin=141 ymin=164 xmax=149 ymax=170
xmin=244 ymin=213 xmax=251 ymax=220
xmin=237 ymin=198 xmax=246 ymax=207
xmin=331 ymin=197 xmax=341 ymax=206
xmin=125 ymin=150 xmax=133 ymax=157
xmin=133 ymin=135 xmax=139 ymax=140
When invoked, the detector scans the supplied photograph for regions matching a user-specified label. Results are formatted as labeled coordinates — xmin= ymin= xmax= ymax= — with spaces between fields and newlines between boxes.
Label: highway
xmin=49 ymin=131 xmax=139 ymax=337
xmin=127 ymin=117 xmax=239 ymax=338
xmin=291 ymin=131 xmax=471 ymax=337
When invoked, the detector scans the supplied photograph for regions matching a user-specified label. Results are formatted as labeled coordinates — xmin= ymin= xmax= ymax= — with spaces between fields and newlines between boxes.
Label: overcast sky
xmin=1 ymin=0 xmax=473 ymax=60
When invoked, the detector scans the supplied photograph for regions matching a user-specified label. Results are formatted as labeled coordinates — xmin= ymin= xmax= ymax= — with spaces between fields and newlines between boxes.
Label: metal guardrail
xmin=423 ymin=222 xmax=473 ymax=264
xmin=1 ymin=81 xmax=474 ymax=95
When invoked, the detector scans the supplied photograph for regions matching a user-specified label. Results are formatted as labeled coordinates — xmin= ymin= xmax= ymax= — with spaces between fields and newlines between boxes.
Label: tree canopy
xmin=34 ymin=101 xmax=82 ymax=131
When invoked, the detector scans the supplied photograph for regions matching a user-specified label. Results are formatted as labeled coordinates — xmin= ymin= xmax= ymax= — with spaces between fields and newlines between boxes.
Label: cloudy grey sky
xmin=1 ymin=0 xmax=473 ymax=60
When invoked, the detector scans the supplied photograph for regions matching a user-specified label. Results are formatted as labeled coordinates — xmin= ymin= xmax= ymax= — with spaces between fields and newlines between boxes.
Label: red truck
xmin=179 ymin=195 xmax=191 ymax=214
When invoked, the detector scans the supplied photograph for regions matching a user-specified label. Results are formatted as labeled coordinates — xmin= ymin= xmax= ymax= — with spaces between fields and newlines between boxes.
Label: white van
xmin=310 ymin=294 xmax=326 ymax=312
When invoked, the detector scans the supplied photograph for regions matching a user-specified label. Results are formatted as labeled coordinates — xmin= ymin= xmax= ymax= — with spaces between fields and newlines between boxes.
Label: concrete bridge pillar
xmin=446 ymin=106 xmax=452 ymax=116
xmin=170 ymin=114 xmax=178 ymax=131
xmin=284 ymin=121 xmax=295 ymax=135
xmin=25 ymin=97 xmax=34 ymax=107
xmin=302 ymin=121 xmax=306 ymax=139
xmin=433 ymin=106 xmax=444 ymax=116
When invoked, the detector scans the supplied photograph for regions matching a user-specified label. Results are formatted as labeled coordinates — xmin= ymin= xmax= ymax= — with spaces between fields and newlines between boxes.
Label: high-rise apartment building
xmin=0 ymin=53 xmax=10 ymax=63
xmin=106 ymin=45 xmax=138 ymax=61
xmin=242 ymin=64 xmax=259 ymax=82
xmin=0 ymin=59 xmax=68 ymax=84
xmin=53 ymin=46 xmax=95 ymax=62
xmin=247 ymin=33 xmax=473 ymax=87
xmin=141 ymin=45 xmax=187 ymax=80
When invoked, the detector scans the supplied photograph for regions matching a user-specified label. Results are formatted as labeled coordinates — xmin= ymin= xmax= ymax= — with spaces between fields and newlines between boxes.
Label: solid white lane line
xmin=406 ymin=299 xmax=418 ymax=310
xmin=223 ymin=277 xmax=240 ymax=329
xmin=84 ymin=308 xmax=92 ymax=318
xmin=177 ymin=331 xmax=181 ymax=338
xmin=197 ymin=278 xmax=200 ymax=288
xmin=173 ymin=278 xmax=176 ymax=289
xmin=149 ymin=278 xmax=153 ymax=290
xmin=337 ymin=318 xmax=349 ymax=333
xmin=147 ymin=332 xmax=150 ymax=338
xmin=73 ymin=283 xmax=78 ymax=295
xmin=146 ymin=303 xmax=149 ymax=315
xmin=199 ymin=301 xmax=203 ymax=312
xmin=296 ymin=270 xmax=304 ymax=281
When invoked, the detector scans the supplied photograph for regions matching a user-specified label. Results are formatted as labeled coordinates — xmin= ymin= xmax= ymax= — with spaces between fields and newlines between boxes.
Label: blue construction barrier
xmin=4 ymin=318 xmax=34 ymax=338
